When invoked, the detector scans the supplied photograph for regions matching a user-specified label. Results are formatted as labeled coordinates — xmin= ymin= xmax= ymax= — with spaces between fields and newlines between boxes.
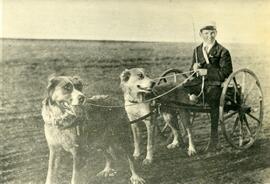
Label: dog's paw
xmin=130 ymin=174 xmax=145 ymax=184
xmin=133 ymin=152 xmax=141 ymax=160
xmin=133 ymin=156 xmax=140 ymax=161
xmin=142 ymin=158 xmax=153 ymax=165
xmin=187 ymin=146 xmax=197 ymax=156
xmin=96 ymin=168 xmax=117 ymax=177
xmin=166 ymin=142 xmax=179 ymax=149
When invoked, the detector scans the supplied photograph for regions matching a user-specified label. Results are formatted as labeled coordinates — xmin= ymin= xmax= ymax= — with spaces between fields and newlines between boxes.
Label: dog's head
xmin=46 ymin=75 xmax=86 ymax=108
xmin=120 ymin=68 xmax=156 ymax=95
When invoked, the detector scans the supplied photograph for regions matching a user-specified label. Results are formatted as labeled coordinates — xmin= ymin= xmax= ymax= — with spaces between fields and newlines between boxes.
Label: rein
xmin=86 ymin=70 xmax=196 ymax=108
xmin=85 ymin=70 xmax=198 ymax=125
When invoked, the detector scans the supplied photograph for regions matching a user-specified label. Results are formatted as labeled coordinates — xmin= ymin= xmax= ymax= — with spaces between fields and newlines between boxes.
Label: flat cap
xmin=199 ymin=21 xmax=217 ymax=31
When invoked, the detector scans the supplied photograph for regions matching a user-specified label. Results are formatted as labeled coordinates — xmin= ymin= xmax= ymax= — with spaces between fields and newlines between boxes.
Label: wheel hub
xmin=240 ymin=104 xmax=251 ymax=114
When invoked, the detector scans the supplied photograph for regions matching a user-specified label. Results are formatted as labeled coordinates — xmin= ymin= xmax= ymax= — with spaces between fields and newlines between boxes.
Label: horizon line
xmin=0 ymin=37 xmax=259 ymax=45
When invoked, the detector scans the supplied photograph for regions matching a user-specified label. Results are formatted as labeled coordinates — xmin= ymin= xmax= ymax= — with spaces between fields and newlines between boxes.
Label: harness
xmin=85 ymin=70 xmax=203 ymax=124
xmin=125 ymin=100 xmax=158 ymax=124
xmin=127 ymin=100 xmax=158 ymax=124
xmin=129 ymin=110 xmax=157 ymax=124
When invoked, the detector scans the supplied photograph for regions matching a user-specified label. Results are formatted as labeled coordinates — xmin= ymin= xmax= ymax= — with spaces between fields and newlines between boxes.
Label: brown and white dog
xmin=42 ymin=75 xmax=145 ymax=184
xmin=42 ymin=75 xmax=86 ymax=184
xmin=120 ymin=68 xmax=196 ymax=163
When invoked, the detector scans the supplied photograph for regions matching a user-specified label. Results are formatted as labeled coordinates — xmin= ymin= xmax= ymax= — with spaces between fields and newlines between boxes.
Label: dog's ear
xmin=72 ymin=76 xmax=83 ymax=92
xmin=120 ymin=69 xmax=131 ymax=83
xmin=47 ymin=76 xmax=58 ymax=90
xmin=46 ymin=76 xmax=59 ymax=104
xmin=48 ymin=73 xmax=56 ymax=82
xmin=138 ymin=68 xmax=145 ymax=73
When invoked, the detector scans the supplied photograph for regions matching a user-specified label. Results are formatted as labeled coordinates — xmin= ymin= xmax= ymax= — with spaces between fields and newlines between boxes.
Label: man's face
xmin=200 ymin=29 xmax=217 ymax=44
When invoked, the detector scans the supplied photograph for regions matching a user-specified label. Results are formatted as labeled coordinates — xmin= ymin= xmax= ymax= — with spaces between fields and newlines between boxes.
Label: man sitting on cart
xmin=184 ymin=21 xmax=233 ymax=151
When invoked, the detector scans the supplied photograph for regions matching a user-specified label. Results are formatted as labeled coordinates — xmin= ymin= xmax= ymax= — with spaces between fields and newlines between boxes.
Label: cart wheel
xmin=219 ymin=69 xmax=263 ymax=150
xmin=157 ymin=68 xmax=188 ymax=85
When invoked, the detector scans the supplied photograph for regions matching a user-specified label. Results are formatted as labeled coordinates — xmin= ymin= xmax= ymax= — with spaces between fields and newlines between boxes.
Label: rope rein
xmin=152 ymin=70 xmax=191 ymax=81
xmin=195 ymin=75 xmax=205 ymax=104
xmin=86 ymin=71 xmax=196 ymax=108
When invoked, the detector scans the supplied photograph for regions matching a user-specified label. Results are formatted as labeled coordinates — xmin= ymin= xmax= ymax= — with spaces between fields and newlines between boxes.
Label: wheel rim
xmin=220 ymin=69 xmax=263 ymax=149
xmin=157 ymin=68 xmax=188 ymax=85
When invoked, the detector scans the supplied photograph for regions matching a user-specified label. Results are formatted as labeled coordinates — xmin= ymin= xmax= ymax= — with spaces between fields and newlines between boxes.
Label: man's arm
xmin=206 ymin=49 xmax=233 ymax=82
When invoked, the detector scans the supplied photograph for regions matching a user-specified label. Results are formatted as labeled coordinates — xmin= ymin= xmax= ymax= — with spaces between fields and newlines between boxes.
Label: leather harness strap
xmin=129 ymin=108 xmax=157 ymax=124
xmin=127 ymin=100 xmax=157 ymax=125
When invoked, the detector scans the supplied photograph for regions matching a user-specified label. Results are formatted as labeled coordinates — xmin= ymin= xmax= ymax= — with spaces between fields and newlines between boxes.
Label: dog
xmin=86 ymin=95 xmax=145 ymax=184
xmin=42 ymin=75 xmax=145 ymax=184
xmin=120 ymin=68 xmax=156 ymax=165
xmin=120 ymin=68 xmax=196 ymax=163
xmin=42 ymin=75 xmax=87 ymax=184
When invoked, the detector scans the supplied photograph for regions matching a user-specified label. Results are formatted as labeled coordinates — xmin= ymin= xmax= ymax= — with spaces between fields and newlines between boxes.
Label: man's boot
xmin=205 ymin=108 xmax=220 ymax=152
xmin=205 ymin=129 xmax=219 ymax=152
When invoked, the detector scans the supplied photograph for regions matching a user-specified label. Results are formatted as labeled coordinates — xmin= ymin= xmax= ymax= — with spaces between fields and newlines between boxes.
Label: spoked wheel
xmin=220 ymin=68 xmax=264 ymax=150
xmin=156 ymin=69 xmax=189 ymax=139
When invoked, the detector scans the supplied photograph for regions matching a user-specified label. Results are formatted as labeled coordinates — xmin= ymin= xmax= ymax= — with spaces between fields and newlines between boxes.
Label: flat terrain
xmin=1 ymin=39 xmax=270 ymax=184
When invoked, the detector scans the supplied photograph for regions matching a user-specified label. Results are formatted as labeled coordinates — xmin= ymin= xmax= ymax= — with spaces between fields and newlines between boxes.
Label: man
xmin=184 ymin=21 xmax=233 ymax=151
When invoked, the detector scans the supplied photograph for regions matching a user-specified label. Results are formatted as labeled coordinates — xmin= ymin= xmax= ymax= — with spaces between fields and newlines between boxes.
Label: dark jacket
xmin=189 ymin=41 xmax=233 ymax=86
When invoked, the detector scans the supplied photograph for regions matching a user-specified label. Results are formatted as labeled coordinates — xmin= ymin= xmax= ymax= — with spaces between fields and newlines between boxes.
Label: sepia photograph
xmin=1 ymin=0 xmax=270 ymax=183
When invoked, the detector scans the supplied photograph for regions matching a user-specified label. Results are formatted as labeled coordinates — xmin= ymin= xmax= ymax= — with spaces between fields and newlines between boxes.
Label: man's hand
xmin=193 ymin=63 xmax=207 ymax=76
xmin=197 ymin=69 xmax=207 ymax=76
xmin=192 ymin=63 xmax=201 ymax=72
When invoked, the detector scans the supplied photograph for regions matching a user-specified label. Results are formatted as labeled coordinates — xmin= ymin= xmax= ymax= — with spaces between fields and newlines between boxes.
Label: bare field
xmin=1 ymin=39 xmax=270 ymax=184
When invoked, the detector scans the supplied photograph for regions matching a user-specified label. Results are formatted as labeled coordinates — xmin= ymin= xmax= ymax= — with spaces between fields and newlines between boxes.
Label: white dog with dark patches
xmin=120 ymin=68 xmax=196 ymax=163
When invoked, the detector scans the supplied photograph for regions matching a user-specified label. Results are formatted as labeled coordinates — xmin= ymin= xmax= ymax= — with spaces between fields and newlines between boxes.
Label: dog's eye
xmin=64 ymin=83 xmax=73 ymax=92
xmin=137 ymin=73 xmax=144 ymax=80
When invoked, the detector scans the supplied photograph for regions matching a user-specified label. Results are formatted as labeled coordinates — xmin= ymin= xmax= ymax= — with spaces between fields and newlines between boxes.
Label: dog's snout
xmin=78 ymin=95 xmax=86 ymax=104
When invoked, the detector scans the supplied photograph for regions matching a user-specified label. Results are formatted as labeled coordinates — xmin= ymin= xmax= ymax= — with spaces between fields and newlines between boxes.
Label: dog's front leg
xmin=46 ymin=146 xmax=60 ymax=184
xmin=127 ymin=156 xmax=145 ymax=184
xmin=97 ymin=147 xmax=117 ymax=177
xmin=131 ymin=124 xmax=141 ymax=160
xmin=179 ymin=110 xmax=196 ymax=156
xmin=143 ymin=119 xmax=154 ymax=165
xmin=71 ymin=148 xmax=82 ymax=184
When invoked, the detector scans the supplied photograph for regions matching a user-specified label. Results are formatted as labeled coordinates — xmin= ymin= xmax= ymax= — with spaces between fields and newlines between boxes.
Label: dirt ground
xmin=1 ymin=39 xmax=270 ymax=184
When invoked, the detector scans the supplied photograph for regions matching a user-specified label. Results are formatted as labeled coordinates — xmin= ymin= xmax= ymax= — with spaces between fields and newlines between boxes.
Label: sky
xmin=2 ymin=0 xmax=270 ymax=44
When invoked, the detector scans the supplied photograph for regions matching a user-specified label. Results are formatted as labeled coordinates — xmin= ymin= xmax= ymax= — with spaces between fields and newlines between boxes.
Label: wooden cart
xmin=157 ymin=68 xmax=264 ymax=150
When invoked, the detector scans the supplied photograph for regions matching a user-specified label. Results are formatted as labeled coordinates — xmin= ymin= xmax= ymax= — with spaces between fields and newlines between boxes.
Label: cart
xmin=156 ymin=68 xmax=264 ymax=150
